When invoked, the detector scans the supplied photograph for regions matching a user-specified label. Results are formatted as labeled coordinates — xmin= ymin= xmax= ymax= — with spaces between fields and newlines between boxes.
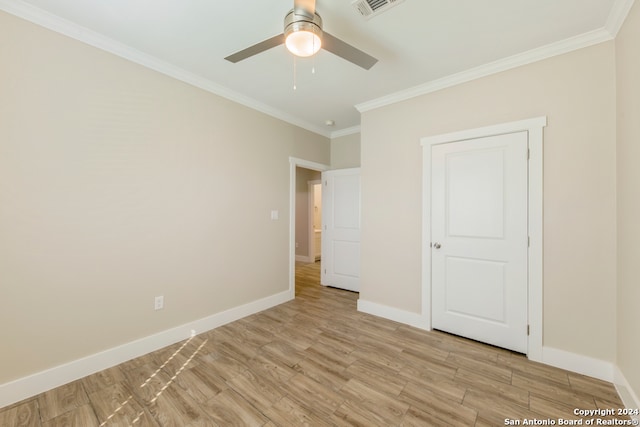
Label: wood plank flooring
xmin=1 ymin=262 xmax=629 ymax=426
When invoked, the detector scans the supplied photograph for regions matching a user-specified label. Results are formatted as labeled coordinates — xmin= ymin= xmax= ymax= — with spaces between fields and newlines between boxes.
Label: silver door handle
xmin=433 ymin=242 xmax=441 ymax=249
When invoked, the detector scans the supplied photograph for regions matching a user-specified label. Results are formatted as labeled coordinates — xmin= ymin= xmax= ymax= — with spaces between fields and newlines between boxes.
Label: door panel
xmin=445 ymin=257 xmax=506 ymax=323
xmin=333 ymin=241 xmax=360 ymax=279
xmin=448 ymin=149 xmax=505 ymax=238
xmin=432 ymin=131 xmax=528 ymax=353
xmin=321 ymin=168 xmax=360 ymax=292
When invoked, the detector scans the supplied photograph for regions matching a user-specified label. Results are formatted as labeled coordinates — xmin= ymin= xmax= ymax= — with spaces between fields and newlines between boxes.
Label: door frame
xmin=289 ymin=157 xmax=330 ymax=300
xmin=308 ymin=180 xmax=322 ymax=263
xmin=420 ymin=117 xmax=546 ymax=361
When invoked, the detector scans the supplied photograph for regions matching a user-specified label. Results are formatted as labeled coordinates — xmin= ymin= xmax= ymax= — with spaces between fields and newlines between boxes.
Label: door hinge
xmin=528 ymin=236 xmax=530 ymax=247
xmin=527 ymin=325 xmax=530 ymax=336
xmin=527 ymin=149 xmax=530 ymax=160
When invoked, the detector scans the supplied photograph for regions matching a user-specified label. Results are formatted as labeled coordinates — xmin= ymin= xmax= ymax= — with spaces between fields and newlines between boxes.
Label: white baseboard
xmin=295 ymin=255 xmax=312 ymax=263
xmin=354 ymin=299 xmax=638 ymax=414
xmin=355 ymin=302 xmax=628 ymax=387
xmin=9 ymin=292 xmax=631 ymax=413
xmin=0 ymin=290 xmax=292 ymax=409
xmin=357 ymin=299 xmax=428 ymax=330
xmin=614 ymin=367 xmax=640 ymax=421
xmin=542 ymin=346 xmax=614 ymax=382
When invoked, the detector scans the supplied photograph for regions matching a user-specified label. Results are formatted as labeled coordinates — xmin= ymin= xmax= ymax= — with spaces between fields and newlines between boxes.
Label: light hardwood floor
xmin=1 ymin=262 xmax=629 ymax=426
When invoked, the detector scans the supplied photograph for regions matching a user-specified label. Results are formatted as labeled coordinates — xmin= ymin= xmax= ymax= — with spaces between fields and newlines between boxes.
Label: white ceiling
xmin=0 ymin=0 xmax=632 ymax=137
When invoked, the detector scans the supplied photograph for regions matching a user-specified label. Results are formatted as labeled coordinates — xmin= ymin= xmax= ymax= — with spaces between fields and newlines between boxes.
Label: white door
xmin=431 ymin=131 xmax=528 ymax=353
xmin=321 ymin=168 xmax=360 ymax=292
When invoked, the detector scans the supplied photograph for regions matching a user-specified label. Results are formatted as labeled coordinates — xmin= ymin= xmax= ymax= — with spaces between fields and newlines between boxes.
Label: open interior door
xmin=321 ymin=168 xmax=360 ymax=292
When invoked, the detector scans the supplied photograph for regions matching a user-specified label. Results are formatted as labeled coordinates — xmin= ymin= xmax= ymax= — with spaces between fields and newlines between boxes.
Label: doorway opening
xmin=288 ymin=157 xmax=329 ymax=300
xmin=308 ymin=180 xmax=322 ymax=263
xmin=294 ymin=167 xmax=321 ymax=264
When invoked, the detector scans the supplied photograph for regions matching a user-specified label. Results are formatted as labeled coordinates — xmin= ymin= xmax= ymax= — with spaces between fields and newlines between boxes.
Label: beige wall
xmin=616 ymin=0 xmax=640 ymax=401
xmin=360 ymin=42 xmax=617 ymax=361
xmin=0 ymin=11 xmax=329 ymax=384
xmin=331 ymin=133 xmax=361 ymax=168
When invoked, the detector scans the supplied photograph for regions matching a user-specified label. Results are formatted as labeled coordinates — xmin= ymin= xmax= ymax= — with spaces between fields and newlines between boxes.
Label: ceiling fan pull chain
xmin=293 ymin=56 xmax=297 ymax=90
xmin=312 ymin=27 xmax=316 ymax=74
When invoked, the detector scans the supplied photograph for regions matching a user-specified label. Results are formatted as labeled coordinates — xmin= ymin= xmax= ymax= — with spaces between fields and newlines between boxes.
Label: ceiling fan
xmin=224 ymin=0 xmax=378 ymax=70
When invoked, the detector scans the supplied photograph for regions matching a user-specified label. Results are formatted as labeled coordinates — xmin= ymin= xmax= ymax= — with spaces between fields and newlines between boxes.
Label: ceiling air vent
xmin=351 ymin=0 xmax=405 ymax=20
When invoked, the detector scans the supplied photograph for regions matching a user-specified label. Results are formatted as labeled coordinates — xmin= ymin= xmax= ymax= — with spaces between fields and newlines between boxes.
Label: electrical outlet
xmin=154 ymin=295 xmax=164 ymax=310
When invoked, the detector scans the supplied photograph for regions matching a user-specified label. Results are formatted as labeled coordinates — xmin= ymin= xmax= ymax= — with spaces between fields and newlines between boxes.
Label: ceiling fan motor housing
xmin=284 ymin=8 xmax=323 ymax=41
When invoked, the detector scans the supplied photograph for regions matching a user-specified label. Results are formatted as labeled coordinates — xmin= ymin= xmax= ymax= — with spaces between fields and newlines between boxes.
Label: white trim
xmin=356 ymin=29 xmax=612 ymax=113
xmin=420 ymin=116 xmax=546 ymax=362
xmin=357 ymin=299 xmax=428 ymax=330
xmin=330 ymin=126 xmax=361 ymax=139
xmin=1 ymin=0 xmax=630 ymax=138
xmin=289 ymin=158 xmax=330 ymax=301
xmin=614 ymin=367 xmax=640 ymax=421
xmin=0 ymin=289 xmax=291 ymax=408
xmin=542 ymin=347 xmax=614 ymax=382
xmin=526 ymin=123 xmax=545 ymax=363
xmin=355 ymin=297 xmax=636 ymax=409
xmin=605 ymin=0 xmax=636 ymax=37
xmin=357 ymin=298 xmax=633 ymax=403
xmin=420 ymin=117 xmax=548 ymax=146
xmin=0 ymin=0 xmax=330 ymax=138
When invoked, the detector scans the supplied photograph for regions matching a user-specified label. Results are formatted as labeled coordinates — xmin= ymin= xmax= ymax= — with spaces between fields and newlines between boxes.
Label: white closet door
xmin=431 ymin=131 xmax=528 ymax=353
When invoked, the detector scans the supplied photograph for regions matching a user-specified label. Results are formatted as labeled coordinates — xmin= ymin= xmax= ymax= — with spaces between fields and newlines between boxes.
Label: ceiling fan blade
xmin=224 ymin=34 xmax=285 ymax=63
xmin=294 ymin=0 xmax=316 ymax=16
xmin=322 ymin=32 xmax=378 ymax=70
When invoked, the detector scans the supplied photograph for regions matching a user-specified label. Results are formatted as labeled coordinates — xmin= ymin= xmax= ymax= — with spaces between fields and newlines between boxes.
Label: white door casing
xmin=321 ymin=168 xmax=361 ymax=292
xmin=421 ymin=117 xmax=546 ymax=361
xmin=431 ymin=132 xmax=528 ymax=353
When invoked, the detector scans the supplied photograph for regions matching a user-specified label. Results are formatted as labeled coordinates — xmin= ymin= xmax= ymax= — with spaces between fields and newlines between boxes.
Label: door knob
xmin=433 ymin=242 xmax=441 ymax=249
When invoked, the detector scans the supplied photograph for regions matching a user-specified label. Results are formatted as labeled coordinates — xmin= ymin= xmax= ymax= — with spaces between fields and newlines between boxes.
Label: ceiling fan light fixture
xmin=286 ymin=30 xmax=321 ymax=57
xmin=284 ymin=9 xmax=323 ymax=57
xmin=225 ymin=2 xmax=377 ymax=70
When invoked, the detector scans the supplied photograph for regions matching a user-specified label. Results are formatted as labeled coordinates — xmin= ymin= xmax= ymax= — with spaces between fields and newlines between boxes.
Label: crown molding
xmin=0 ymin=0 xmax=332 ymax=138
xmin=2 ymin=0 xmax=632 ymax=136
xmin=356 ymin=27 xmax=614 ymax=113
xmin=605 ymin=0 xmax=636 ymax=37
xmin=330 ymin=125 xmax=361 ymax=139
